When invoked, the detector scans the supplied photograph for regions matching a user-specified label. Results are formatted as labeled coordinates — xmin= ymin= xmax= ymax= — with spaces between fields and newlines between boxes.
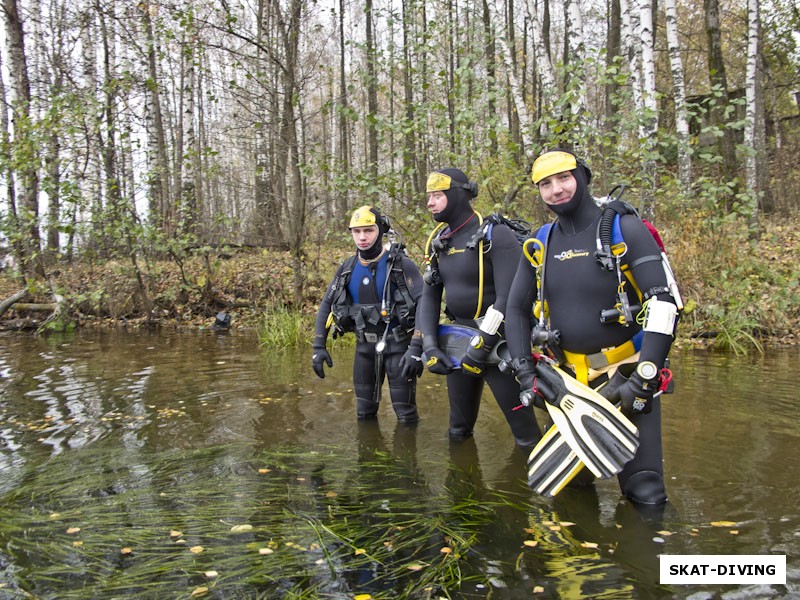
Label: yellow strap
xmin=562 ymin=340 xmax=638 ymax=383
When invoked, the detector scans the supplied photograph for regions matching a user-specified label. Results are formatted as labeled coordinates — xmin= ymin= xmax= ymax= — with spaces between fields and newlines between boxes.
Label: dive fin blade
xmin=527 ymin=363 xmax=641 ymax=494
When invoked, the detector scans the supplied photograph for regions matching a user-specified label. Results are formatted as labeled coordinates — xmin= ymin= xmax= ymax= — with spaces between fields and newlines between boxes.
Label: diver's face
xmin=427 ymin=191 xmax=448 ymax=217
xmin=351 ymin=225 xmax=379 ymax=250
xmin=537 ymin=171 xmax=577 ymax=206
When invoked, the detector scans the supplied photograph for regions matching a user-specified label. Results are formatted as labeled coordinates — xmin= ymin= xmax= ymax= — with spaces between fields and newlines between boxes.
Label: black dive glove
xmin=311 ymin=348 xmax=333 ymax=379
xmin=601 ymin=361 xmax=659 ymax=416
xmin=423 ymin=346 xmax=454 ymax=375
xmin=513 ymin=357 xmax=543 ymax=409
xmin=460 ymin=332 xmax=499 ymax=378
xmin=399 ymin=340 xmax=424 ymax=379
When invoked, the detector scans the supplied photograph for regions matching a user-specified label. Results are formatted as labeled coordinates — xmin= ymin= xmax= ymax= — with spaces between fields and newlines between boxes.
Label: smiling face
xmin=426 ymin=191 xmax=448 ymax=218
xmin=350 ymin=225 xmax=379 ymax=251
xmin=537 ymin=170 xmax=577 ymax=207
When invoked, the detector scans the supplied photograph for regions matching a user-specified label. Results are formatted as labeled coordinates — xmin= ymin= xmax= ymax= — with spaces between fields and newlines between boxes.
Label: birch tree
xmin=663 ymin=0 xmax=691 ymax=184
xmin=744 ymin=0 xmax=760 ymax=226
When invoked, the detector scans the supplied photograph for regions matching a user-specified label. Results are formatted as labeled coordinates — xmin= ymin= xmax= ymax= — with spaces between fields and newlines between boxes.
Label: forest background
xmin=0 ymin=0 xmax=798 ymax=354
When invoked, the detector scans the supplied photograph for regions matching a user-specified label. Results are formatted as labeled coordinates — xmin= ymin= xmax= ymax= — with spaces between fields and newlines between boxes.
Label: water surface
xmin=0 ymin=330 xmax=797 ymax=598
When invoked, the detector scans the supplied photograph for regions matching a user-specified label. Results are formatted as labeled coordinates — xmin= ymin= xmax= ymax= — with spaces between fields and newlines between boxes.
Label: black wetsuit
xmin=313 ymin=249 xmax=423 ymax=422
xmin=417 ymin=183 xmax=541 ymax=448
xmin=506 ymin=164 xmax=677 ymax=504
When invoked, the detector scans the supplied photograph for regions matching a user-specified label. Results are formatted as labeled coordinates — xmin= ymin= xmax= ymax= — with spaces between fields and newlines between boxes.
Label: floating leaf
xmin=258 ymin=469 xmax=271 ymax=474
xmin=581 ymin=542 xmax=599 ymax=549
xmin=190 ymin=587 xmax=208 ymax=597
xmin=523 ymin=540 xmax=539 ymax=548
xmin=533 ymin=586 xmax=545 ymax=593
xmin=559 ymin=521 xmax=575 ymax=527
xmin=730 ymin=530 xmax=739 ymax=535
xmin=325 ymin=491 xmax=338 ymax=498
xmin=204 ymin=571 xmax=218 ymax=578
xmin=189 ymin=546 xmax=205 ymax=554
xmin=354 ymin=548 xmax=366 ymax=556
xmin=49 ymin=513 xmax=61 ymax=520
xmin=406 ymin=563 xmax=424 ymax=571
xmin=120 ymin=547 xmax=133 ymax=555
xmin=653 ymin=537 xmax=665 ymax=544
xmin=440 ymin=547 xmax=452 ymax=554
xmin=230 ymin=524 xmax=253 ymax=533
xmin=354 ymin=594 xmax=372 ymax=600
xmin=170 ymin=530 xmax=183 ymax=538
xmin=548 ymin=525 xmax=561 ymax=531
xmin=258 ymin=548 xmax=273 ymax=555
xmin=72 ymin=541 xmax=83 ymax=547
xmin=66 ymin=527 xmax=81 ymax=535
xmin=657 ymin=530 xmax=673 ymax=536
xmin=710 ymin=521 xmax=737 ymax=527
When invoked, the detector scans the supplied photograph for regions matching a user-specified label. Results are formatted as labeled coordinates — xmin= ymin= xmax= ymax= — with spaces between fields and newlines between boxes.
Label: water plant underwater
xmin=0 ymin=440 xmax=636 ymax=599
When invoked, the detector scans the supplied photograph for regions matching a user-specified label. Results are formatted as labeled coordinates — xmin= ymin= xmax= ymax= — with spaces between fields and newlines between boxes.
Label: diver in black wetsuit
xmin=505 ymin=150 xmax=682 ymax=505
xmin=312 ymin=206 xmax=423 ymax=423
xmin=400 ymin=168 xmax=541 ymax=448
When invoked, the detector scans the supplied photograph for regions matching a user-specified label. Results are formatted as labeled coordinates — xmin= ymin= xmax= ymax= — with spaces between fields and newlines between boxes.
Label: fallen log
xmin=0 ymin=289 xmax=29 ymax=319
xmin=11 ymin=302 xmax=58 ymax=312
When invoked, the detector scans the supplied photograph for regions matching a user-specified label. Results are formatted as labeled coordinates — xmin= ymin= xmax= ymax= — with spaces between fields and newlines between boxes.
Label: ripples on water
xmin=0 ymin=330 xmax=798 ymax=598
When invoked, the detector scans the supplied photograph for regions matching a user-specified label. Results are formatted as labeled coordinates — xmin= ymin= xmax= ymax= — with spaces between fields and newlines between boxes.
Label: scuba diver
xmin=400 ymin=168 xmax=542 ymax=449
xmin=505 ymin=149 xmax=682 ymax=507
xmin=312 ymin=206 xmax=424 ymax=423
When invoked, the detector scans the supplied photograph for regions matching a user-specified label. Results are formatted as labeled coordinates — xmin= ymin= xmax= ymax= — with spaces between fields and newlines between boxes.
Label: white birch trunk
xmin=565 ymin=0 xmax=586 ymax=117
xmin=744 ymin=0 xmax=759 ymax=197
xmin=664 ymin=0 xmax=691 ymax=184
xmin=524 ymin=0 xmax=557 ymax=138
xmin=490 ymin=0 xmax=534 ymax=149
xmin=620 ymin=0 xmax=643 ymax=133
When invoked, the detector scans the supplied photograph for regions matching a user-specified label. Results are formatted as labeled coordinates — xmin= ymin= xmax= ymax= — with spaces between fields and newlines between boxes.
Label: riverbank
xmin=1 ymin=212 xmax=799 ymax=352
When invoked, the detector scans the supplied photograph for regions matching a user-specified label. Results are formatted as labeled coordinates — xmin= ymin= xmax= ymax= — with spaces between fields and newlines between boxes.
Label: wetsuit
xmin=506 ymin=161 xmax=677 ymax=504
xmin=313 ymin=248 xmax=423 ymax=422
xmin=417 ymin=170 xmax=541 ymax=448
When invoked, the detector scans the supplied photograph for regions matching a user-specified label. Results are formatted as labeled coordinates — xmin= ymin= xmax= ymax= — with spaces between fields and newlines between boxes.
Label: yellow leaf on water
xmin=49 ymin=513 xmax=61 ymax=520
xmin=72 ymin=541 xmax=83 ymax=547
xmin=354 ymin=594 xmax=373 ymax=600
xmin=170 ymin=530 xmax=183 ymax=538
xmin=326 ymin=491 xmax=338 ymax=498
xmin=190 ymin=546 xmax=205 ymax=554
xmin=523 ymin=540 xmax=539 ymax=548
xmin=559 ymin=521 xmax=575 ymax=527
xmin=581 ymin=542 xmax=599 ymax=549
xmin=354 ymin=548 xmax=366 ymax=556
xmin=406 ymin=564 xmax=424 ymax=571
xmin=523 ymin=527 xmax=535 ymax=534
xmin=258 ymin=548 xmax=274 ymax=555
xmin=66 ymin=527 xmax=81 ymax=535
xmin=657 ymin=530 xmax=673 ymax=536
xmin=533 ymin=585 xmax=545 ymax=593
xmin=440 ymin=547 xmax=452 ymax=554
xmin=230 ymin=524 xmax=253 ymax=533
xmin=730 ymin=530 xmax=739 ymax=535
xmin=120 ymin=547 xmax=133 ymax=555
xmin=258 ymin=468 xmax=271 ymax=474
xmin=204 ymin=571 xmax=218 ymax=578
xmin=710 ymin=521 xmax=737 ymax=527
xmin=548 ymin=525 xmax=561 ymax=532
xmin=190 ymin=587 xmax=208 ymax=597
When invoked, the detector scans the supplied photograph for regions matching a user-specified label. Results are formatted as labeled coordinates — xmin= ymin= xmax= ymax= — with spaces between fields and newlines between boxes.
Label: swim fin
xmin=529 ymin=362 xmax=639 ymax=484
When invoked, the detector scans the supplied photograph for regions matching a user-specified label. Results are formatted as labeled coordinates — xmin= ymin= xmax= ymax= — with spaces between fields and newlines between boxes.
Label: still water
xmin=0 ymin=329 xmax=797 ymax=599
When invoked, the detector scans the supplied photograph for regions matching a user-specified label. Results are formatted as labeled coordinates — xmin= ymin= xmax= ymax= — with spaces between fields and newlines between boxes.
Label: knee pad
xmin=622 ymin=470 xmax=667 ymax=505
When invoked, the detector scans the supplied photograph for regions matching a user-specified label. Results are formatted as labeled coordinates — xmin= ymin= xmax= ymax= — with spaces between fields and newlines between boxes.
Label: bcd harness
xmin=328 ymin=243 xmax=417 ymax=344
xmin=424 ymin=212 xmax=533 ymax=321
xmin=523 ymin=195 xmax=683 ymax=379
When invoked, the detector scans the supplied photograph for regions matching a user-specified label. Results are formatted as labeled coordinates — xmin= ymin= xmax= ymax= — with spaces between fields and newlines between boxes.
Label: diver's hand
xmin=514 ymin=358 xmax=544 ymax=409
xmin=602 ymin=362 xmax=658 ymax=416
xmin=399 ymin=342 xmax=424 ymax=379
xmin=311 ymin=348 xmax=333 ymax=379
xmin=460 ymin=332 xmax=499 ymax=378
xmin=424 ymin=348 xmax=454 ymax=375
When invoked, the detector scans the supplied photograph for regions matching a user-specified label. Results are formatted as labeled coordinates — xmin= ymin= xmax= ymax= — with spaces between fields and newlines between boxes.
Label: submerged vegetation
xmin=0 ymin=442 xmax=594 ymax=598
